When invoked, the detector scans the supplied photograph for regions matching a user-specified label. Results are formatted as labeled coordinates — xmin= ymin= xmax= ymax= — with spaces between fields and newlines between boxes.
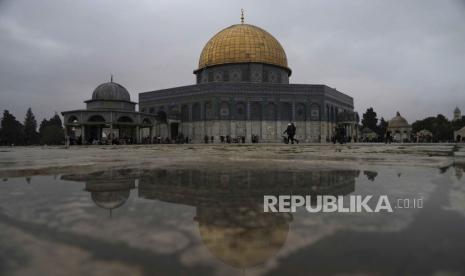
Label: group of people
xmin=204 ymin=135 xmax=248 ymax=144
xmin=67 ymin=123 xmax=303 ymax=145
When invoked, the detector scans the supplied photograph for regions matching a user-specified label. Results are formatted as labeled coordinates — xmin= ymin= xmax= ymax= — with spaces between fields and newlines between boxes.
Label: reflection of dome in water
xmin=90 ymin=190 xmax=130 ymax=209
xmin=197 ymin=206 xmax=290 ymax=269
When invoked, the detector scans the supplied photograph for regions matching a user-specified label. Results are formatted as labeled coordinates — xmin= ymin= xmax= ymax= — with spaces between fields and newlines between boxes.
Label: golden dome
xmin=198 ymin=24 xmax=289 ymax=71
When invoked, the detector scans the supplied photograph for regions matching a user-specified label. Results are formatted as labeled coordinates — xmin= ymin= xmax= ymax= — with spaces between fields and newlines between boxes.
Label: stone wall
xmin=140 ymin=82 xmax=354 ymax=143
xmin=155 ymin=120 xmax=325 ymax=143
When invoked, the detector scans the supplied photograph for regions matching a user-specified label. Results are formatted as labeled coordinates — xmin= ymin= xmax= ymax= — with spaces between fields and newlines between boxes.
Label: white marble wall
xmin=155 ymin=120 xmax=329 ymax=143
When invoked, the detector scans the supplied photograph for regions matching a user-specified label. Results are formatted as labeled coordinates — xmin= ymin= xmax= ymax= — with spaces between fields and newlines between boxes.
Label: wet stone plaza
xmin=1 ymin=144 xmax=465 ymax=276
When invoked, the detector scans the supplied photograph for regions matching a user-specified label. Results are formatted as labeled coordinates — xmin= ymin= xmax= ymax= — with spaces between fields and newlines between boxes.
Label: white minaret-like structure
xmin=454 ymin=107 xmax=461 ymax=121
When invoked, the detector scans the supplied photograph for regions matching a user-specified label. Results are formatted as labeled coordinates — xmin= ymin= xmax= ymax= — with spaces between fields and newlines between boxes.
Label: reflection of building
xmin=61 ymin=81 xmax=159 ymax=144
xmin=139 ymin=16 xmax=357 ymax=143
xmin=62 ymin=169 xmax=136 ymax=215
xmin=137 ymin=169 xmax=358 ymax=205
xmin=196 ymin=204 xmax=290 ymax=269
xmin=387 ymin=111 xmax=412 ymax=142
xmin=363 ymin=170 xmax=378 ymax=181
xmin=64 ymin=167 xmax=358 ymax=269
xmin=140 ymin=168 xmax=357 ymax=269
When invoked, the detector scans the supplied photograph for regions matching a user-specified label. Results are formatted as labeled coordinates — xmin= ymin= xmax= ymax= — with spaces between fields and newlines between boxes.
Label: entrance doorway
xmin=170 ymin=123 xmax=179 ymax=139
xmin=88 ymin=126 xmax=102 ymax=143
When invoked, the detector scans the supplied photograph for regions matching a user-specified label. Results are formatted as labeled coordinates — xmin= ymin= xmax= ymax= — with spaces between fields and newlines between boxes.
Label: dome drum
xmin=195 ymin=62 xmax=289 ymax=84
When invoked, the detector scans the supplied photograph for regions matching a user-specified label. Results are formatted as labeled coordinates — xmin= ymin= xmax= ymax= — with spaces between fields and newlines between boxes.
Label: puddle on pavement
xmin=0 ymin=164 xmax=465 ymax=276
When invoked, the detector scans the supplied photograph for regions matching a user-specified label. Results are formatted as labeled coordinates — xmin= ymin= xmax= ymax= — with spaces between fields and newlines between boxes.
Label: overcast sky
xmin=1 ymin=0 xmax=464 ymax=123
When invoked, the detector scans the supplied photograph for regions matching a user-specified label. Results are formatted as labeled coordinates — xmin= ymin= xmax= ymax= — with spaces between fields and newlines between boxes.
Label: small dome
xmin=91 ymin=190 xmax=130 ymax=210
xmin=198 ymin=24 xmax=289 ymax=71
xmin=92 ymin=82 xmax=131 ymax=102
xmin=455 ymin=106 xmax=461 ymax=113
xmin=389 ymin=111 xmax=410 ymax=128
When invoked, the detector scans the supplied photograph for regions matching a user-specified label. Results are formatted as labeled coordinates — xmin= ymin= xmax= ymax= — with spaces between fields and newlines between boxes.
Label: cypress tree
xmin=0 ymin=110 xmax=24 ymax=146
xmin=24 ymin=108 xmax=39 ymax=145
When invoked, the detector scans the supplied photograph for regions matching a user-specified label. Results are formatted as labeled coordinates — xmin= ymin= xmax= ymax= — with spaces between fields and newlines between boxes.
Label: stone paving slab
xmin=0 ymin=143 xmax=462 ymax=177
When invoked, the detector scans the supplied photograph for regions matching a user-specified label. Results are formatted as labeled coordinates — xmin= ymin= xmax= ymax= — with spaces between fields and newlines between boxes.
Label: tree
xmin=377 ymin=117 xmax=388 ymax=137
xmin=451 ymin=116 xmax=465 ymax=132
xmin=433 ymin=114 xmax=453 ymax=142
xmin=0 ymin=110 xmax=24 ymax=146
xmin=39 ymin=113 xmax=64 ymax=145
xmin=412 ymin=114 xmax=453 ymax=142
xmin=361 ymin=108 xmax=378 ymax=132
xmin=23 ymin=108 xmax=39 ymax=145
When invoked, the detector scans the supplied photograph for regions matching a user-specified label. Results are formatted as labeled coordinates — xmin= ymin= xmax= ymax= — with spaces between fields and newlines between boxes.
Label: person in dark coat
xmin=291 ymin=123 xmax=299 ymax=144
xmin=284 ymin=123 xmax=299 ymax=144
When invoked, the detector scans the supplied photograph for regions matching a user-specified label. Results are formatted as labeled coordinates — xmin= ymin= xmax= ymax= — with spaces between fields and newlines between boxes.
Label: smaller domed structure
xmin=91 ymin=190 xmax=130 ymax=210
xmin=62 ymin=79 xmax=159 ymax=145
xmin=388 ymin=112 xmax=409 ymax=128
xmin=388 ymin=111 xmax=412 ymax=142
xmin=92 ymin=82 xmax=131 ymax=102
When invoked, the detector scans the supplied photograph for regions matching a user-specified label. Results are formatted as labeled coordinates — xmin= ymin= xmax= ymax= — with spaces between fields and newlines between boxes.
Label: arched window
xmin=192 ymin=103 xmax=201 ymax=121
xmin=142 ymin=118 xmax=151 ymax=125
xmin=265 ymin=102 xmax=277 ymax=120
xmin=250 ymin=102 xmax=262 ymax=120
xmin=280 ymin=102 xmax=292 ymax=121
xmin=88 ymin=115 xmax=105 ymax=122
xmin=310 ymin=104 xmax=320 ymax=121
xmin=330 ymin=106 xmax=335 ymax=122
xmin=234 ymin=102 xmax=246 ymax=120
xmin=157 ymin=111 xmax=167 ymax=123
xmin=296 ymin=103 xmax=306 ymax=121
xmin=204 ymin=101 xmax=213 ymax=119
xmin=181 ymin=105 xmax=189 ymax=122
xmin=117 ymin=116 xmax=133 ymax=123
xmin=68 ymin=115 xmax=79 ymax=124
xmin=220 ymin=102 xmax=230 ymax=120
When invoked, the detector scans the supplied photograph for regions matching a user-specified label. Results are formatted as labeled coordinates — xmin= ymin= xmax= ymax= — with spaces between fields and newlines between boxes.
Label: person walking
xmin=284 ymin=123 xmax=299 ymax=144
xmin=291 ymin=122 xmax=299 ymax=144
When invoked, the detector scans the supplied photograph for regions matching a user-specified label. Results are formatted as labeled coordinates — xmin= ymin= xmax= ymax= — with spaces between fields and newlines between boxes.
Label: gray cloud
xmin=0 ymin=0 xmax=464 ymax=123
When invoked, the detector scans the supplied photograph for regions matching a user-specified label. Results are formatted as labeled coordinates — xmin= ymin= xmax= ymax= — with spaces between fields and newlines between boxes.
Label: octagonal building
xmin=140 ymin=19 xmax=358 ymax=143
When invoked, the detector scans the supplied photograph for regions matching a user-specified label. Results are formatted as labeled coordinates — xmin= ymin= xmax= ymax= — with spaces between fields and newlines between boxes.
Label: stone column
xmin=188 ymin=103 xmax=193 ymax=141
xmin=109 ymin=123 xmax=113 ymax=145
xmin=167 ymin=122 xmax=171 ymax=141
xmin=201 ymin=102 xmax=206 ymax=139
xmin=292 ymin=101 xmax=296 ymax=122
xmin=149 ymin=124 xmax=154 ymax=143
xmin=246 ymin=101 xmax=252 ymax=142
xmin=276 ymin=101 xmax=281 ymax=142
xmin=230 ymin=99 xmax=235 ymax=138
xmin=64 ymin=126 xmax=69 ymax=148
xmin=81 ymin=125 xmax=86 ymax=145
xmin=261 ymin=101 xmax=266 ymax=142
xmin=136 ymin=126 xmax=140 ymax=144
